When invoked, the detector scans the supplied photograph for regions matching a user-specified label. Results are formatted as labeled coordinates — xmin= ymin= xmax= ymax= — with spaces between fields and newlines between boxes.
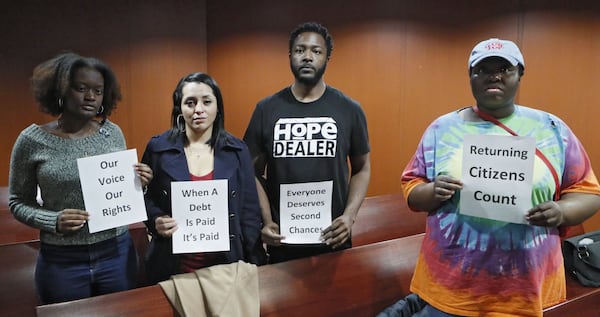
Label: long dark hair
xmin=168 ymin=72 xmax=226 ymax=148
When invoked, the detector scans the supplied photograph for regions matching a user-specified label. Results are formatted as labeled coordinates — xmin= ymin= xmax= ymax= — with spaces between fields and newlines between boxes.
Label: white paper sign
xmin=459 ymin=135 xmax=535 ymax=224
xmin=77 ymin=149 xmax=147 ymax=233
xmin=280 ymin=181 xmax=333 ymax=244
xmin=171 ymin=179 xmax=229 ymax=254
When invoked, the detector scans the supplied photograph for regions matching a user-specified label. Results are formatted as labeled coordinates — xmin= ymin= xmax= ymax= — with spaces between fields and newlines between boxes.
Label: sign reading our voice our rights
xmin=77 ymin=149 xmax=147 ymax=233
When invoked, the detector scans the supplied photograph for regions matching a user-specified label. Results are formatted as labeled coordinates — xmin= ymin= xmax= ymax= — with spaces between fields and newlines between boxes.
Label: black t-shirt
xmin=244 ymin=86 xmax=370 ymax=230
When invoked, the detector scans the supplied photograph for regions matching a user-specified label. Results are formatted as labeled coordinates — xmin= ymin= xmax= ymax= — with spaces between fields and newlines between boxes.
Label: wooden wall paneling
xmin=3 ymin=0 xmax=600 ymax=231
xmin=0 ymin=1 xmax=110 ymax=181
xmin=325 ymin=23 xmax=407 ymax=195
xmin=114 ymin=40 xmax=209 ymax=154
xmin=0 ymin=0 xmax=208 ymax=186
xmin=206 ymin=35 xmax=290 ymax=139
xmin=109 ymin=0 xmax=208 ymax=154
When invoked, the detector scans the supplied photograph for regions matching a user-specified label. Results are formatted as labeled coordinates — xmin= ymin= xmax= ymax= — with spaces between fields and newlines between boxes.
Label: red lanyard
xmin=471 ymin=106 xmax=561 ymax=201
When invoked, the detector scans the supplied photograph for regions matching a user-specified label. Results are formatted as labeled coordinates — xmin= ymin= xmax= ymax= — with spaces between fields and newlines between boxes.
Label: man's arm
xmin=344 ymin=153 xmax=371 ymax=224
xmin=243 ymin=104 xmax=284 ymax=246
xmin=255 ymin=176 xmax=285 ymax=246
xmin=251 ymin=153 xmax=285 ymax=246
xmin=321 ymin=153 xmax=371 ymax=248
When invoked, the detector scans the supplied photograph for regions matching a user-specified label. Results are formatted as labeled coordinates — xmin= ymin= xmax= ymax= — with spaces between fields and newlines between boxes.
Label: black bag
xmin=563 ymin=230 xmax=600 ymax=287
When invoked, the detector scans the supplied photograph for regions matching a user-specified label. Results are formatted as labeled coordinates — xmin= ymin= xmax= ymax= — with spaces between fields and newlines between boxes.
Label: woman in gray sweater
xmin=8 ymin=52 xmax=152 ymax=304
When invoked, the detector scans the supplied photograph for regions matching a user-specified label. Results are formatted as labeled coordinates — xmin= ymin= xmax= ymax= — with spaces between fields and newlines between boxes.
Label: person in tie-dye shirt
xmin=390 ymin=39 xmax=600 ymax=317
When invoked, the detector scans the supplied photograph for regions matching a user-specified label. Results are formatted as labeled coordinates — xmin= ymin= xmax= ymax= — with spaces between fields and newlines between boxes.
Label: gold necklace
xmin=185 ymin=144 xmax=211 ymax=158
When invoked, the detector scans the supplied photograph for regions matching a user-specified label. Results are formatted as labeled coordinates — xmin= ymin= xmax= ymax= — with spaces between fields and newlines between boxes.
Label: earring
xmin=177 ymin=114 xmax=185 ymax=132
xmin=97 ymin=105 xmax=105 ymax=115
xmin=58 ymin=98 xmax=63 ymax=108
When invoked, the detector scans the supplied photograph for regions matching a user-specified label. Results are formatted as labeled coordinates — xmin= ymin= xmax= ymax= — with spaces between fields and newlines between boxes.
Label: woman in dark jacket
xmin=142 ymin=72 xmax=266 ymax=284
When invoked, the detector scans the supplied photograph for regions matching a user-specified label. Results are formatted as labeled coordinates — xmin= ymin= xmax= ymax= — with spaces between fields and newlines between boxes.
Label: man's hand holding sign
xmin=280 ymin=181 xmax=333 ymax=244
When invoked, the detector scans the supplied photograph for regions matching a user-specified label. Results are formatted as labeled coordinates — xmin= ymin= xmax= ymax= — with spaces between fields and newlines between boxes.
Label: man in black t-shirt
xmin=244 ymin=22 xmax=371 ymax=263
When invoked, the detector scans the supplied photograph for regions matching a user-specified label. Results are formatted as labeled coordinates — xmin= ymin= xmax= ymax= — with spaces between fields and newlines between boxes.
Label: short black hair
xmin=289 ymin=22 xmax=333 ymax=59
xmin=31 ymin=52 xmax=122 ymax=118
xmin=169 ymin=72 xmax=226 ymax=148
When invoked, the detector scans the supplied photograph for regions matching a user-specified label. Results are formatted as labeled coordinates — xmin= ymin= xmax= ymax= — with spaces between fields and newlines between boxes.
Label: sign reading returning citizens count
xmin=459 ymin=134 xmax=535 ymax=224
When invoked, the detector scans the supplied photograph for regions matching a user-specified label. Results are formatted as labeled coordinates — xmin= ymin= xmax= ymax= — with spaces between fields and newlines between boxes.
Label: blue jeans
xmin=35 ymin=231 xmax=137 ymax=304
xmin=413 ymin=304 xmax=465 ymax=317
xmin=377 ymin=293 xmax=465 ymax=317
xmin=376 ymin=293 xmax=427 ymax=317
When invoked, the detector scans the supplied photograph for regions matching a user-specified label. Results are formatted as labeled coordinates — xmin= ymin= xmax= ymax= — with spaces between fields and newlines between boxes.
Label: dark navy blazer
xmin=141 ymin=130 xmax=266 ymax=284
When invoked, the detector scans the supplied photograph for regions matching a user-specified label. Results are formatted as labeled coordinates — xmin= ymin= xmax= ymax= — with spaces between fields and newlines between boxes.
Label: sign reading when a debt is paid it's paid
xmin=171 ymin=179 xmax=229 ymax=254
xmin=459 ymin=135 xmax=535 ymax=224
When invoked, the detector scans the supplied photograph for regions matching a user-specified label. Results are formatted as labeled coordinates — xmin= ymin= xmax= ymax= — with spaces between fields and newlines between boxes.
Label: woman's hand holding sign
xmin=407 ymin=174 xmax=463 ymax=212
xmin=526 ymin=201 xmax=564 ymax=227
xmin=57 ymin=209 xmax=89 ymax=233
xmin=526 ymin=193 xmax=600 ymax=227
xmin=134 ymin=163 xmax=153 ymax=187
xmin=155 ymin=215 xmax=178 ymax=237
xmin=261 ymin=221 xmax=284 ymax=246
xmin=433 ymin=174 xmax=463 ymax=202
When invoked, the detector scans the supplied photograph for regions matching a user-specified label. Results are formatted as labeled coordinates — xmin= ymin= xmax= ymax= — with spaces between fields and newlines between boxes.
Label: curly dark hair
xmin=31 ymin=52 xmax=122 ymax=118
xmin=288 ymin=22 xmax=334 ymax=60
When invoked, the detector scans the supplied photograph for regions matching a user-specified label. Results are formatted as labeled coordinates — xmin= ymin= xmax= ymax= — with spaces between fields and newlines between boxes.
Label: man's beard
xmin=291 ymin=62 xmax=327 ymax=86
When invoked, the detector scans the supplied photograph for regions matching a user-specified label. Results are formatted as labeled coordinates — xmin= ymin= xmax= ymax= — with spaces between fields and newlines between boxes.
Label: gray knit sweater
xmin=9 ymin=120 xmax=129 ymax=245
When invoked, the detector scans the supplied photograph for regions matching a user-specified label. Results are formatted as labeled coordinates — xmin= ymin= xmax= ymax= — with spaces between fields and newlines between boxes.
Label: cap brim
xmin=470 ymin=53 xmax=520 ymax=67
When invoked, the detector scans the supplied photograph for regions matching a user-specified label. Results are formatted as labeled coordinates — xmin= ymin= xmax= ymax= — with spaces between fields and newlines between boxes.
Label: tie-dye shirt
xmin=401 ymin=105 xmax=600 ymax=317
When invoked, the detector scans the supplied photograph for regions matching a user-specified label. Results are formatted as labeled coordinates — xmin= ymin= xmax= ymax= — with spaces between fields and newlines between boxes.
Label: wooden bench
xmin=352 ymin=193 xmax=426 ymax=246
xmin=0 ymin=209 xmax=40 ymax=245
xmin=0 ymin=186 xmax=8 ymax=210
xmin=0 ymin=242 xmax=40 ymax=317
xmin=0 ymin=186 xmax=41 ymax=246
xmin=35 ymin=233 xmax=600 ymax=317
xmin=545 ymin=278 xmax=600 ymax=316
